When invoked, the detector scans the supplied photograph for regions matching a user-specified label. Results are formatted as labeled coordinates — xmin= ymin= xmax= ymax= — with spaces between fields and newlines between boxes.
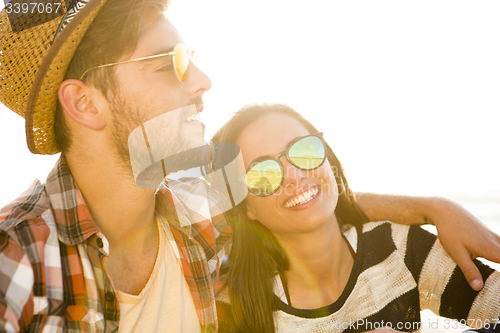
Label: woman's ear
xmin=246 ymin=201 xmax=257 ymax=221
xmin=58 ymin=79 xmax=106 ymax=130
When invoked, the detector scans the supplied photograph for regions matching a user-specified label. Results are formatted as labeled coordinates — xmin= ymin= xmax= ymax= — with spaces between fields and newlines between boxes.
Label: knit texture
xmin=217 ymin=221 xmax=500 ymax=333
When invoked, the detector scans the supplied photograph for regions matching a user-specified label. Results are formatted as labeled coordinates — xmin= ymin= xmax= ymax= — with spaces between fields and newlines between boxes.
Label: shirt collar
xmin=45 ymin=156 xmax=101 ymax=245
xmin=155 ymin=179 xmax=216 ymax=239
xmin=155 ymin=182 xmax=193 ymax=237
xmin=46 ymin=157 xmax=208 ymax=245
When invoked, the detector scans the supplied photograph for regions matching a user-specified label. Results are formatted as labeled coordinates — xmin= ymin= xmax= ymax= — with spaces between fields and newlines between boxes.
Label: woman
xmin=212 ymin=103 xmax=500 ymax=333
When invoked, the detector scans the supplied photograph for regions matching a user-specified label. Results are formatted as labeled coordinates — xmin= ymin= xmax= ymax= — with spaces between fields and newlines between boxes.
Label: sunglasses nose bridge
xmin=281 ymin=158 xmax=307 ymax=187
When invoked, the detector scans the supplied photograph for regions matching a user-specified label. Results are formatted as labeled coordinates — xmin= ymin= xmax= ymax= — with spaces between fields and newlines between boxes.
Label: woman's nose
xmin=280 ymin=158 xmax=307 ymax=190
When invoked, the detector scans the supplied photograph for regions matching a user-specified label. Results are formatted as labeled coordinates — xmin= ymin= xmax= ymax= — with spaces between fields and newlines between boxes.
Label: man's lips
xmin=184 ymin=103 xmax=204 ymax=121
xmin=184 ymin=112 xmax=205 ymax=130
xmin=185 ymin=112 xmax=201 ymax=122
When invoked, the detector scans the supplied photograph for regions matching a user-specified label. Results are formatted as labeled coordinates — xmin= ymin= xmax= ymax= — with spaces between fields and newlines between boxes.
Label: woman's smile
xmin=283 ymin=184 xmax=320 ymax=209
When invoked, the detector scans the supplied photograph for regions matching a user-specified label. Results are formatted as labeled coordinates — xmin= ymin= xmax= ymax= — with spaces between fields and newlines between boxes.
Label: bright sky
xmin=1 ymin=0 xmax=500 ymax=209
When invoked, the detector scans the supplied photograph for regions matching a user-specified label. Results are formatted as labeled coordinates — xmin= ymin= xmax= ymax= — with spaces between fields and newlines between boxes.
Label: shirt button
xmin=96 ymin=238 xmax=104 ymax=248
xmin=105 ymin=292 xmax=115 ymax=302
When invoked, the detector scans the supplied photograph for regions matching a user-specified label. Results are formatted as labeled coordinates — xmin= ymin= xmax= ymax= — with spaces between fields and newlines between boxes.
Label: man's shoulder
xmin=0 ymin=179 xmax=51 ymax=238
xmin=0 ymin=180 xmax=65 ymax=332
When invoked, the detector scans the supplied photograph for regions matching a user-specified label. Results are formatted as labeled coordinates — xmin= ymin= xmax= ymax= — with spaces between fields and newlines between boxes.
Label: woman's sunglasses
xmin=79 ymin=43 xmax=194 ymax=83
xmin=245 ymin=132 xmax=326 ymax=196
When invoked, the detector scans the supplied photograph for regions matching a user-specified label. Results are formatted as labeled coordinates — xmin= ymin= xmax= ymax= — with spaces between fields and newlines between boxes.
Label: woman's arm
xmin=356 ymin=193 xmax=500 ymax=291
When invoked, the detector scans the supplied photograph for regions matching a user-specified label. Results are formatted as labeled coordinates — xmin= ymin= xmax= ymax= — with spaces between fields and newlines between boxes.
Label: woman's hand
xmin=426 ymin=197 xmax=500 ymax=291
xmin=356 ymin=193 xmax=500 ymax=291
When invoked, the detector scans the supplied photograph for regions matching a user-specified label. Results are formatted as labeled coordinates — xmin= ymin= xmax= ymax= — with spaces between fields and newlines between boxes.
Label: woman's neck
xmin=275 ymin=216 xmax=354 ymax=309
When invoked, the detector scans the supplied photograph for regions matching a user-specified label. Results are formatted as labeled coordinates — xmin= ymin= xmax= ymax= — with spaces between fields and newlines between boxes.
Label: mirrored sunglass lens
xmin=288 ymin=136 xmax=325 ymax=169
xmin=174 ymin=43 xmax=189 ymax=83
xmin=245 ymin=160 xmax=282 ymax=196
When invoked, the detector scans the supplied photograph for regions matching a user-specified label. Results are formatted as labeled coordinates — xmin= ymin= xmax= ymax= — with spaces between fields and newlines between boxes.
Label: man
xmin=1 ymin=0 xmax=499 ymax=332
xmin=1 ymin=0 xmax=220 ymax=331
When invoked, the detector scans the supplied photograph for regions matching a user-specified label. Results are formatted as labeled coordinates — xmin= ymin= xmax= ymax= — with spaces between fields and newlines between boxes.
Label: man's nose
xmin=185 ymin=61 xmax=212 ymax=96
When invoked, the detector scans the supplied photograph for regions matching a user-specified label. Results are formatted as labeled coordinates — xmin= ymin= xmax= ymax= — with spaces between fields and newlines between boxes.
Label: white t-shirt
xmin=116 ymin=218 xmax=201 ymax=333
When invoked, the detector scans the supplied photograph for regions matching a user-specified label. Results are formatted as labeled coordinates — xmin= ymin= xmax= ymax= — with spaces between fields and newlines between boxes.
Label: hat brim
xmin=24 ymin=0 xmax=106 ymax=154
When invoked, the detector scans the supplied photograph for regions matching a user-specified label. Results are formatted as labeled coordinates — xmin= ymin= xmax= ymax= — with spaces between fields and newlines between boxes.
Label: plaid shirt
xmin=0 ymin=157 xmax=232 ymax=333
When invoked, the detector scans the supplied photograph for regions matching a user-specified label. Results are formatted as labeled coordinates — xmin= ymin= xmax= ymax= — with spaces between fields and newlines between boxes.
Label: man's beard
xmin=109 ymin=95 xmax=147 ymax=175
xmin=108 ymin=94 xmax=209 ymax=188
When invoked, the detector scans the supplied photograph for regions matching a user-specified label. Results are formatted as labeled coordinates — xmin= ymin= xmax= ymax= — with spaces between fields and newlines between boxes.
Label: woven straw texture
xmin=0 ymin=8 xmax=61 ymax=119
xmin=0 ymin=0 xmax=106 ymax=155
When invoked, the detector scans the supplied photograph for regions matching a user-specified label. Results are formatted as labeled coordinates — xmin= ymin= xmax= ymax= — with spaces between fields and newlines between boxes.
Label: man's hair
xmin=54 ymin=0 xmax=170 ymax=153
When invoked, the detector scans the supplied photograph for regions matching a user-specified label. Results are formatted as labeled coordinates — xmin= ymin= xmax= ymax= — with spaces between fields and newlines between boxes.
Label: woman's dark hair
xmin=211 ymin=103 xmax=369 ymax=333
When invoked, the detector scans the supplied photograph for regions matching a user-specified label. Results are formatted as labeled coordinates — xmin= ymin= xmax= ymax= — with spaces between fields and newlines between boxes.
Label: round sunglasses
xmin=244 ymin=132 xmax=326 ymax=196
xmin=79 ymin=43 xmax=194 ymax=83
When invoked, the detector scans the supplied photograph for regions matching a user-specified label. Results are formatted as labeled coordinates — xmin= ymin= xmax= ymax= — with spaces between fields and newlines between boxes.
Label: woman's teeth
xmin=284 ymin=187 xmax=319 ymax=208
xmin=185 ymin=113 xmax=201 ymax=122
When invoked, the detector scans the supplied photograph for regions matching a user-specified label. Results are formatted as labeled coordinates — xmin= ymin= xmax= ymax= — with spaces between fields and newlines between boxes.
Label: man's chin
xmin=133 ymin=143 xmax=212 ymax=189
xmin=183 ymin=128 xmax=207 ymax=153
xmin=183 ymin=122 xmax=205 ymax=141
xmin=188 ymin=137 xmax=207 ymax=151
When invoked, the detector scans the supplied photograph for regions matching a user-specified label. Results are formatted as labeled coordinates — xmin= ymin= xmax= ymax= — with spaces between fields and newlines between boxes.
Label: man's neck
xmin=65 ymin=152 xmax=162 ymax=295
xmin=65 ymin=152 xmax=157 ymax=249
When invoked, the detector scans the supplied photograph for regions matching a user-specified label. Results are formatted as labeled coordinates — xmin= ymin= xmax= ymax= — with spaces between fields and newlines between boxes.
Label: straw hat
xmin=0 ymin=0 xmax=107 ymax=154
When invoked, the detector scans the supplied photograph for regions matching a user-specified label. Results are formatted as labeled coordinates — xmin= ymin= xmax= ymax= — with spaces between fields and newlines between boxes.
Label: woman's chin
xmin=293 ymin=200 xmax=339 ymax=233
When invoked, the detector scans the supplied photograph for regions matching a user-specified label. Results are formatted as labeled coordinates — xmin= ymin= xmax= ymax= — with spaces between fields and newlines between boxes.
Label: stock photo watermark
xmin=289 ymin=318 xmax=421 ymax=331
xmin=289 ymin=318 xmax=500 ymax=331
xmin=3 ymin=0 xmax=71 ymax=32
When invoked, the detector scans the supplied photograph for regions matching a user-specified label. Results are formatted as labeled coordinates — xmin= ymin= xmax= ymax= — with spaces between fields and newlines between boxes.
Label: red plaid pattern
xmin=0 ymin=157 xmax=231 ymax=332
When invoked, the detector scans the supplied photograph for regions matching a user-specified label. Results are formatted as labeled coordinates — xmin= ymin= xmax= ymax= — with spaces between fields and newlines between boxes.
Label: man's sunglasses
xmin=79 ymin=43 xmax=194 ymax=83
xmin=245 ymin=133 xmax=326 ymax=196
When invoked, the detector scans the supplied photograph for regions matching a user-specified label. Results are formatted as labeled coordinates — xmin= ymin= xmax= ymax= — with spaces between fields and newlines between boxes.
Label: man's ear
xmin=58 ymin=79 xmax=106 ymax=130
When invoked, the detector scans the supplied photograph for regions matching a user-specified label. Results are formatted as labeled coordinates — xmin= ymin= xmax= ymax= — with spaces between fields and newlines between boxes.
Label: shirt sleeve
xmin=405 ymin=225 xmax=500 ymax=326
xmin=0 ymin=230 xmax=34 ymax=333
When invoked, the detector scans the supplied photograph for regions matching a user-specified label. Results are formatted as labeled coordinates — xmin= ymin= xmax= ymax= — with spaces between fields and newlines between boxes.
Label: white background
xmin=1 ymin=1 xmax=500 ymax=331
xmin=2 ymin=1 xmax=499 ymax=202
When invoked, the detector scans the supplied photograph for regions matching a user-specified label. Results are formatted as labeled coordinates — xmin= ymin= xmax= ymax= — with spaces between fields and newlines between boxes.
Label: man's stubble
xmin=108 ymin=91 xmax=207 ymax=184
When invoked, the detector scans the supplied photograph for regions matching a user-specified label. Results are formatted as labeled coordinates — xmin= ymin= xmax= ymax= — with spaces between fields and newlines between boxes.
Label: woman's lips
xmin=283 ymin=184 xmax=320 ymax=209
